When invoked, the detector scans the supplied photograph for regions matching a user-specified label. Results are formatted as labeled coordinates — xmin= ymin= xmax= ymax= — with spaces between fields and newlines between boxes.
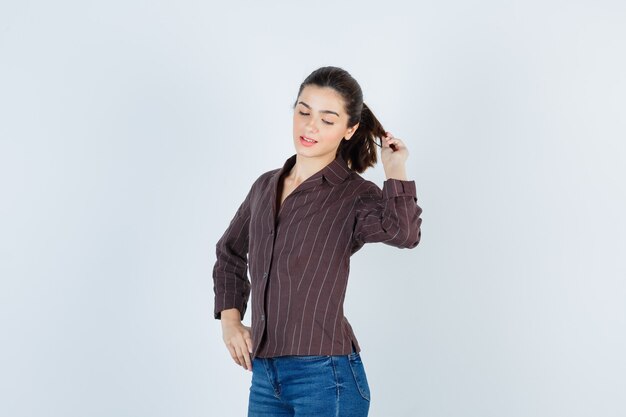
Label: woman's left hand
xmin=381 ymin=131 xmax=409 ymax=169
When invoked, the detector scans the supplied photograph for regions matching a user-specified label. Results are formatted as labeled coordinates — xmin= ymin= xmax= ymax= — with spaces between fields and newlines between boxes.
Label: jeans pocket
xmin=348 ymin=353 xmax=371 ymax=401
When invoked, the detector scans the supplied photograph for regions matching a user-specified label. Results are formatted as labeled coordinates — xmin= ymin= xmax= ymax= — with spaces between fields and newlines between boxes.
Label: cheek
xmin=293 ymin=116 xmax=306 ymax=130
xmin=328 ymin=126 xmax=345 ymax=141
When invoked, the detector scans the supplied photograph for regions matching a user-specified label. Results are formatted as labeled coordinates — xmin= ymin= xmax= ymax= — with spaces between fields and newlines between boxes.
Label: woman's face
xmin=292 ymin=85 xmax=358 ymax=159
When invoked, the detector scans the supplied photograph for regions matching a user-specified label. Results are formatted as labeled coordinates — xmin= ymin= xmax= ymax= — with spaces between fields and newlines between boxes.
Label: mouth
xmin=300 ymin=135 xmax=318 ymax=143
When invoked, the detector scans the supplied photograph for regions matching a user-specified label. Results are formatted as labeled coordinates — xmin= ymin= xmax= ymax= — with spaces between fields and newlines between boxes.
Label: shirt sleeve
xmin=352 ymin=178 xmax=422 ymax=249
xmin=212 ymin=185 xmax=253 ymax=321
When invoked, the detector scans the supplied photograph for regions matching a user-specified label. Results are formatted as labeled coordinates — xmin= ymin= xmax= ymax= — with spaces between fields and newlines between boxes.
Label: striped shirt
xmin=212 ymin=152 xmax=422 ymax=359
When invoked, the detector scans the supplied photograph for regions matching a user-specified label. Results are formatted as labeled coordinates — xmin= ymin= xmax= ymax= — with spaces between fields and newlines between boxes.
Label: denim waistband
xmin=255 ymin=341 xmax=359 ymax=362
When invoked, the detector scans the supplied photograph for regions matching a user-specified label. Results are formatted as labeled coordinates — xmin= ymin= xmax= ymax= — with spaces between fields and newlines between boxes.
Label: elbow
xmin=386 ymin=215 xmax=422 ymax=249
xmin=407 ymin=227 xmax=421 ymax=248
xmin=404 ymin=217 xmax=422 ymax=249
xmin=402 ymin=205 xmax=422 ymax=249
xmin=388 ymin=225 xmax=421 ymax=249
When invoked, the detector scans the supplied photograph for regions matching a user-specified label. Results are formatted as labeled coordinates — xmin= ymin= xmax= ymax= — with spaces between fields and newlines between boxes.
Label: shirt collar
xmin=276 ymin=152 xmax=352 ymax=187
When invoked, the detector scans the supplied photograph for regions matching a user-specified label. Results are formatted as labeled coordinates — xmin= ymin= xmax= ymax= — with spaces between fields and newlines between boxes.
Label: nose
xmin=305 ymin=117 xmax=319 ymax=133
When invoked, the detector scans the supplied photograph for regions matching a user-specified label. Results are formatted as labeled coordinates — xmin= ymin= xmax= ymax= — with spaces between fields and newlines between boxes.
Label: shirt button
xmin=261 ymin=314 xmax=265 ymax=320
xmin=263 ymin=272 xmax=268 ymax=278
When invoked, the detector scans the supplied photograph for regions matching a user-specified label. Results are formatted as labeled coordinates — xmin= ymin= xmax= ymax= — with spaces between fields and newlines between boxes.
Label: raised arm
xmin=352 ymin=131 xmax=422 ymax=249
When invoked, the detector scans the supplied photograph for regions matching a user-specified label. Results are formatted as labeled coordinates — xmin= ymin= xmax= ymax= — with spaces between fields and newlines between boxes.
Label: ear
xmin=344 ymin=123 xmax=359 ymax=140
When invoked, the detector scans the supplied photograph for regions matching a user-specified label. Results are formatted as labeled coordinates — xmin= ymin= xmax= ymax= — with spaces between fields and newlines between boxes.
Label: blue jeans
xmin=247 ymin=345 xmax=371 ymax=416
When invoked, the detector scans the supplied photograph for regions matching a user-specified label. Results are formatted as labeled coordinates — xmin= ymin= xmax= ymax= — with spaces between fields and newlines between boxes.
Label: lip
xmin=299 ymin=135 xmax=318 ymax=147
xmin=300 ymin=135 xmax=318 ymax=143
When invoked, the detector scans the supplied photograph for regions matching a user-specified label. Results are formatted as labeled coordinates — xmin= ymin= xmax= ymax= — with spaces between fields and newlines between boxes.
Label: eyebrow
xmin=298 ymin=101 xmax=340 ymax=117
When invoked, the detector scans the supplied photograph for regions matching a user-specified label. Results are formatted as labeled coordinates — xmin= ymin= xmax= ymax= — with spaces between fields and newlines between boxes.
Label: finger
xmin=242 ymin=347 xmax=252 ymax=371
xmin=227 ymin=344 xmax=241 ymax=366
xmin=239 ymin=333 xmax=253 ymax=367
xmin=234 ymin=344 xmax=247 ymax=368
xmin=245 ymin=338 xmax=254 ymax=371
xmin=383 ymin=137 xmax=401 ymax=152
xmin=386 ymin=137 xmax=402 ymax=147
xmin=384 ymin=137 xmax=397 ymax=149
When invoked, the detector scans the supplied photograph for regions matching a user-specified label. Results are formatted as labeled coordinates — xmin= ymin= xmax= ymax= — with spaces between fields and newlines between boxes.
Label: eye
xmin=298 ymin=111 xmax=334 ymax=125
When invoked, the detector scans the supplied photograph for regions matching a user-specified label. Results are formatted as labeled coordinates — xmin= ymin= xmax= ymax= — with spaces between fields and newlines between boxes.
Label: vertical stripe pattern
xmin=212 ymin=153 xmax=422 ymax=359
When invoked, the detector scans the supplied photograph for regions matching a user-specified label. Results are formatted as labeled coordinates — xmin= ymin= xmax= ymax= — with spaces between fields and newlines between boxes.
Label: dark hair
xmin=292 ymin=66 xmax=386 ymax=173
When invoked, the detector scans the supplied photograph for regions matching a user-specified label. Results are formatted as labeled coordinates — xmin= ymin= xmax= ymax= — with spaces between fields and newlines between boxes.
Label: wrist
xmin=384 ymin=166 xmax=407 ymax=181
xmin=220 ymin=308 xmax=242 ymax=324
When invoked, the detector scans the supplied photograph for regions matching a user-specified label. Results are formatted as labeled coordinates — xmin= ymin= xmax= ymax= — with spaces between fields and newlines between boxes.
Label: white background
xmin=1 ymin=1 xmax=625 ymax=416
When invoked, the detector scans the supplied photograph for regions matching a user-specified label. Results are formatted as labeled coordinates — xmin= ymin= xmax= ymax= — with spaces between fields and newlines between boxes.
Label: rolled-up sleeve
xmin=352 ymin=178 xmax=422 ymax=249
xmin=212 ymin=187 xmax=253 ymax=320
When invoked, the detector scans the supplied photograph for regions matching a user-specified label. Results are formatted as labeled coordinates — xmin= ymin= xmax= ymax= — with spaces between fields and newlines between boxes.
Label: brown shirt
xmin=212 ymin=152 xmax=422 ymax=359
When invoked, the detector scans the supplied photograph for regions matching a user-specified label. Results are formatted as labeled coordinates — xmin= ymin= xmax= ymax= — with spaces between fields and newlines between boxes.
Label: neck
xmin=288 ymin=151 xmax=337 ymax=184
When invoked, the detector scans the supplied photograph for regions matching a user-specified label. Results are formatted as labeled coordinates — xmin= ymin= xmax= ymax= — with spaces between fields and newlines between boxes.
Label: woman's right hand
xmin=221 ymin=317 xmax=253 ymax=371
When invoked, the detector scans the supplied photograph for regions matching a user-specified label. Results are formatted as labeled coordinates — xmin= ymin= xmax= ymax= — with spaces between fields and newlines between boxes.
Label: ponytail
xmin=336 ymin=102 xmax=386 ymax=173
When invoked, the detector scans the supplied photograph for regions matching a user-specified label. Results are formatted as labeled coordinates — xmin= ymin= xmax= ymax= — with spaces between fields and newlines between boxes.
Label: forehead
xmin=298 ymin=85 xmax=345 ymax=114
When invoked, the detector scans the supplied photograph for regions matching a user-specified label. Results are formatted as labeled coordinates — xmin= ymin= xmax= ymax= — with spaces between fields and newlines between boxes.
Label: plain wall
xmin=1 ymin=1 xmax=624 ymax=416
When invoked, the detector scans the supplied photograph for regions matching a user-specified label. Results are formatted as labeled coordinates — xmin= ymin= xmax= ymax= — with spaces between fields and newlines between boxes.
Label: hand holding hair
xmin=381 ymin=131 xmax=409 ymax=180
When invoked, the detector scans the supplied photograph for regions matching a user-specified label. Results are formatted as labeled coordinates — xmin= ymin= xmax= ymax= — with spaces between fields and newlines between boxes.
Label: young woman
xmin=212 ymin=66 xmax=423 ymax=416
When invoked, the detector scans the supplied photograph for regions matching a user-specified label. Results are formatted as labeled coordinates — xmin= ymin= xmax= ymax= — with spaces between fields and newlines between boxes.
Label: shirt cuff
xmin=382 ymin=178 xmax=417 ymax=200
xmin=214 ymin=294 xmax=248 ymax=321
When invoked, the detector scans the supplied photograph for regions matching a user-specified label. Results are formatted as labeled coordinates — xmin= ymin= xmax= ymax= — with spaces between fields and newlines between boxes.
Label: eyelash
xmin=298 ymin=111 xmax=334 ymax=125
